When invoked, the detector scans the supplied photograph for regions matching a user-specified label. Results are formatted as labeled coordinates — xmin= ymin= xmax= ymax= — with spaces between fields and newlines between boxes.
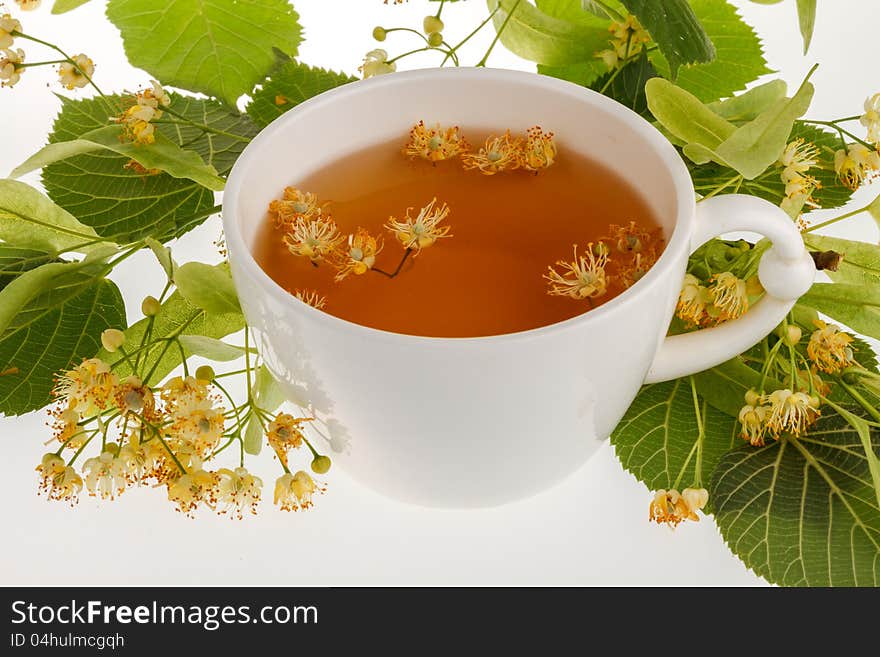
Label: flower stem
xmin=13 ymin=31 xmax=112 ymax=106
xmin=372 ymin=248 xmax=413 ymax=278
xmin=803 ymin=201 xmax=876 ymax=233
xmin=19 ymin=59 xmax=69 ymax=67
xmin=441 ymin=6 xmax=500 ymax=66
xmin=839 ymin=380 xmax=880 ymax=424
xmin=476 ymin=0 xmax=523 ymax=67
xmin=798 ymin=118 xmax=874 ymax=149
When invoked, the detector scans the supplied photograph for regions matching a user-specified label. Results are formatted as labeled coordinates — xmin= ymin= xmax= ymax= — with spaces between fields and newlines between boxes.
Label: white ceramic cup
xmin=223 ymin=68 xmax=815 ymax=508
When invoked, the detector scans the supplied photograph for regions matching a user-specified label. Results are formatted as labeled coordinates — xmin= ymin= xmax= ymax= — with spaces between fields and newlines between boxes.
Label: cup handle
xmin=644 ymin=194 xmax=816 ymax=384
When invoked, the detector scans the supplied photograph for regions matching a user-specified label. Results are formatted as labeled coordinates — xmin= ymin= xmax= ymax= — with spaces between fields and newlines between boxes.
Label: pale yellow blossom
xmin=385 ymin=197 xmax=452 ymax=253
xmin=58 ymin=53 xmax=94 ymax=90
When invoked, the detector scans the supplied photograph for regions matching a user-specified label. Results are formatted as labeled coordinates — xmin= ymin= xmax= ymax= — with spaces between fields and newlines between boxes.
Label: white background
xmin=1 ymin=0 xmax=878 ymax=586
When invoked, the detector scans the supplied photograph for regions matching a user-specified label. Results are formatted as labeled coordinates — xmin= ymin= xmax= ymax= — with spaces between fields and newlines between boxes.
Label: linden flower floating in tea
xmin=294 ymin=289 xmax=327 ymax=310
xmin=404 ymin=120 xmax=469 ymax=162
xmin=283 ymin=213 xmax=344 ymax=263
xmin=544 ymin=222 xmax=665 ymax=303
xmin=407 ymin=121 xmax=557 ymax=174
xmin=269 ymin=187 xmax=325 ymax=228
xmin=268 ymin=185 xmax=454 ymax=293
xmin=545 ymin=244 xmax=609 ymax=300
xmin=462 ymin=131 xmax=523 ymax=175
xmin=332 ymin=228 xmax=384 ymax=281
xmin=385 ymin=197 xmax=452 ymax=253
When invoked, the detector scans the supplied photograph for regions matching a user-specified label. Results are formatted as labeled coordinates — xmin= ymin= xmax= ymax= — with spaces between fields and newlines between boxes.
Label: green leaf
xmin=619 ymin=0 xmax=715 ymax=78
xmin=0 ymin=179 xmax=110 ymax=255
xmin=0 ymin=250 xmax=116 ymax=337
xmin=106 ymin=0 xmax=303 ymax=106
xmin=591 ymin=50 xmax=658 ymax=118
xmin=156 ymin=95 xmax=259 ymax=176
xmin=800 ymin=283 xmax=880 ymax=340
xmin=173 ymin=262 xmax=241 ymax=315
xmin=144 ymin=237 xmax=176 ymax=281
xmin=580 ymin=0 xmax=625 ymax=19
xmin=803 ymin=234 xmax=880 ymax=286
xmin=796 ymin=0 xmax=817 ymax=54
xmin=247 ymin=61 xmax=357 ymax=128
xmin=868 ymin=193 xmax=880 ymax=230
xmin=98 ymin=286 xmax=245 ymax=385
xmin=0 ymin=246 xmax=56 ymax=291
xmin=534 ymin=1 xmax=614 ymax=87
xmin=42 ymin=95 xmax=216 ymax=243
xmin=645 ymin=78 xmax=735 ymax=147
xmin=710 ymin=78 xmax=814 ymax=179
xmin=707 ymin=80 xmax=787 ymax=123
xmin=487 ymin=0 xmax=610 ymax=66
xmin=694 ymin=358 xmax=773 ymax=417
xmin=14 ymin=127 xmax=225 ymax=191
xmin=689 ymin=123 xmax=855 ymax=211
xmin=52 ymin=0 xmax=91 ymax=13
xmin=244 ymin=365 xmax=286 ymax=455
xmin=0 ymin=261 xmax=125 ymax=415
xmin=177 ymin=335 xmax=250 ymax=362
xmin=650 ymin=0 xmax=771 ymax=103
xmin=711 ymin=411 xmax=880 ymax=586
xmin=611 ymin=378 xmax=739 ymax=492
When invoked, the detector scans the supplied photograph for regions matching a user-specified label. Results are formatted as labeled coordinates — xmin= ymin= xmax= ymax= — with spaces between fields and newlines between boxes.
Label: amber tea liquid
xmin=253 ymin=136 xmax=664 ymax=337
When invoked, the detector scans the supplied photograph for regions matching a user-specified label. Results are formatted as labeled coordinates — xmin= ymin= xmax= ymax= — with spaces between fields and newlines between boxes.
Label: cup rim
xmin=223 ymin=66 xmax=695 ymax=344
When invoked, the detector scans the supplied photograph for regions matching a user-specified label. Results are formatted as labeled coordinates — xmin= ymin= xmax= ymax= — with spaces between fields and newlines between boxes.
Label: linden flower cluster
xmin=596 ymin=15 xmax=652 ymax=70
xmin=806 ymin=319 xmax=855 ymax=374
xmin=544 ymin=222 xmax=664 ymax=302
xmin=648 ymin=487 xmax=709 ymax=528
xmin=37 ymin=328 xmax=328 ymax=517
xmin=737 ymin=388 xmax=821 ymax=447
xmin=0 ymin=14 xmax=95 ymax=90
xmin=405 ymin=122 xmax=558 ymax=174
xmin=832 ymin=91 xmax=880 ymax=190
xmin=270 ymin=185 xmax=452 ymax=287
xmin=112 ymin=80 xmax=170 ymax=146
xmin=676 ymin=271 xmax=762 ymax=327
xmin=778 ymin=139 xmax=821 ymax=219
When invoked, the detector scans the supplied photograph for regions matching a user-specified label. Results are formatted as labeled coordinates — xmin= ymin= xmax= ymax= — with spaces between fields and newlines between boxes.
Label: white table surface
xmin=1 ymin=0 xmax=878 ymax=586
